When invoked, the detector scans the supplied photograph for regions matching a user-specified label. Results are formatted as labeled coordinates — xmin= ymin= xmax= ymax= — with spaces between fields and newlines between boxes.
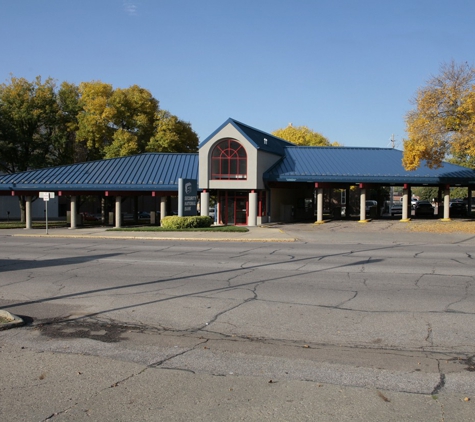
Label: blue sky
xmin=1 ymin=0 xmax=474 ymax=148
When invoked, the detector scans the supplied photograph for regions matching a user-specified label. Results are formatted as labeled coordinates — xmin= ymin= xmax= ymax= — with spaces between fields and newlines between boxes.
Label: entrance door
xmin=235 ymin=197 xmax=247 ymax=225
xmin=218 ymin=192 xmax=248 ymax=225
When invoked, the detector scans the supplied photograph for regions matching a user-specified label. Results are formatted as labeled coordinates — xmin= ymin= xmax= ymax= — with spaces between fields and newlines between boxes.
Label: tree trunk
xmin=18 ymin=196 xmax=26 ymax=223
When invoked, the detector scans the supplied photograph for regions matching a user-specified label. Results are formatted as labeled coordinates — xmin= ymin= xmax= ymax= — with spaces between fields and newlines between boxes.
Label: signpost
xmin=39 ymin=192 xmax=55 ymax=234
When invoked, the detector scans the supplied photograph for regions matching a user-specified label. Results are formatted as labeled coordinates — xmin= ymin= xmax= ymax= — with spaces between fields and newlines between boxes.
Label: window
xmin=211 ymin=139 xmax=247 ymax=180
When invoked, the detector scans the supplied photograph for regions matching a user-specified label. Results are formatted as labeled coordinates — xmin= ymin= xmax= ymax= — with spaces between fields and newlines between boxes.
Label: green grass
xmin=0 ymin=221 xmax=248 ymax=232
xmin=0 ymin=221 xmax=69 ymax=229
xmin=108 ymin=226 xmax=249 ymax=233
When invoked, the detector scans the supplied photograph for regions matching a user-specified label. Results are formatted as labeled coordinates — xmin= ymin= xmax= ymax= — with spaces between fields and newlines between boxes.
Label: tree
xmin=75 ymin=82 xmax=199 ymax=158
xmin=104 ymin=84 xmax=159 ymax=158
xmin=52 ymin=81 xmax=81 ymax=165
xmin=272 ymin=124 xmax=339 ymax=146
xmin=412 ymin=186 xmax=439 ymax=202
xmin=76 ymin=81 xmax=115 ymax=161
xmin=0 ymin=75 xmax=60 ymax=173
xmin=2 ymin=76 xmax=199 ymax=165
xmin=146 ymin=110 xmax=198 ymax=153
xmin=403 ymin=61 xmax=475 ymax=170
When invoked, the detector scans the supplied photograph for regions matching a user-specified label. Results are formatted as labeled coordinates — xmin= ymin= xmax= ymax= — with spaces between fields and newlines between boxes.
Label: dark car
xmin=138 ymin=211 xmax=151 ymax=219
xmin=80 ymin=212 xmax=99 ymax=221
xmin=365 ymin=200 xmax=378 ymax=213
xmin=414 ymin=201 xmax=434 ymax=218
xmin=449 ymin=201 xmax=467 ymax=217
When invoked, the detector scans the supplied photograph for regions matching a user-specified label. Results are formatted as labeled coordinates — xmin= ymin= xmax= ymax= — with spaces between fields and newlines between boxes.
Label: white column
xmin=200 ymin=191 xmax=210 ymax=216
xmin=316 ymin=188 xmax=323 ymax=222
xmin=115 ymin=196 xmax=122 ymax=228
xmin=160 ymin=196 xmax=167 ymax=221
xmin=70 ymin=196 xmax=77 ymax=229
xmin=402 ymin=189 xmax=409 ymax=220
xmin=25 ymin=196 xmax=32 ymax=229
xmin=248 ymin=191 xmax=257 ymax=227
xmin=443 ymin=188 xmax=450 ymax=220
xmin=359 ymin=188 xmax=366 ymax=221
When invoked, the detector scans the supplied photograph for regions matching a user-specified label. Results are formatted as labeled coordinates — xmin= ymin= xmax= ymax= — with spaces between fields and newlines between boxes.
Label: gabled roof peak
xmin=200 ymin=118 xmax=293 ymax=156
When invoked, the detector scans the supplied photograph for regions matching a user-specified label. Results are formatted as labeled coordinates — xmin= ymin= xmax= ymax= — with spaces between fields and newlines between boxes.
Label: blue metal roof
xmin=199 ymin=118 xmax=293 ymax=156
xmin=0 ymin=153 xmax=199 ymax=192
xmin=264 ymin=147 xmax=475 ymax=185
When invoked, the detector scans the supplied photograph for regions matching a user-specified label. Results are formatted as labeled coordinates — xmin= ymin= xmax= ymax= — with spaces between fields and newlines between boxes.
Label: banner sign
xmin=178 ymin=178 xmax=197 ymax=216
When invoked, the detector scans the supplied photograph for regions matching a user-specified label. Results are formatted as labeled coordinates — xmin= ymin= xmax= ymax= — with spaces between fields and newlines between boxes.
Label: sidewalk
xmin=5 ymin=225 xmax=297 ymax=242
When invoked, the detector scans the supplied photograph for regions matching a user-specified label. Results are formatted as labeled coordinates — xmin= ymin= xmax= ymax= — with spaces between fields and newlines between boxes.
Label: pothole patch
xmin=37 ymin=320 xmax=130 ymax=343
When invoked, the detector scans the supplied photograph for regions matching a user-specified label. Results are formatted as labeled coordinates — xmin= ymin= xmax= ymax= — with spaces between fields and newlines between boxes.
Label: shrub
xmin=160 ymin=216 xmax=213 ymax=229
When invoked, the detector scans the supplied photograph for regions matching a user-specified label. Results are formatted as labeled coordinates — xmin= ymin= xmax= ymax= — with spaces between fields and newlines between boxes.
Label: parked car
xmin=80 ymin=212 xmax=99 ymax=221
xmin=365 ymin=200 xmax=378 ymax=213
xmin=449 ymin=201 xmax=467 ymax=217
xmin=390 ymin=203 xmax=403 ymax=216
xmin=414 ymin=200 xmax=434 ymax=217
xmin=138 ymin=211 xmax=151 ymax=219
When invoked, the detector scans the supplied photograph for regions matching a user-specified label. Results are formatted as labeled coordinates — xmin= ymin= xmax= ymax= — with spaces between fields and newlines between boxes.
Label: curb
xmin=11 ymin=234 xmax=296 ymax=243
xmin=0 ymin=310 xmax=25 ymax=330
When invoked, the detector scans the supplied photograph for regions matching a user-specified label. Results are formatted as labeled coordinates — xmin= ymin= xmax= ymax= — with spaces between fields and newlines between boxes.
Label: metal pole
xmin=45 ymin=198 xmax=48 ymax=235
xmin=178 ymin=178 xmax=184 ymax=217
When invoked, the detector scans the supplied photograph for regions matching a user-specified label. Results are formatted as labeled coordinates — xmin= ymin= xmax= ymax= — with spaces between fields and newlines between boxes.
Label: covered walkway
xmin=0 ymin=153 xmax=198 ymax=229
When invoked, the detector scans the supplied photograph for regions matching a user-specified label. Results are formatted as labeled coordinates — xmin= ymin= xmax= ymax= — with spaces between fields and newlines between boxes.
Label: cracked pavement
xmin=1 ymin=223 xmax=474 ymax=420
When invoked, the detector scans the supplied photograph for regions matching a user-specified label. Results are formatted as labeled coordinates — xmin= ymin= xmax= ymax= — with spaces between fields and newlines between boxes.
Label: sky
xmin=1 ymin=0 xmax=474 ymax=148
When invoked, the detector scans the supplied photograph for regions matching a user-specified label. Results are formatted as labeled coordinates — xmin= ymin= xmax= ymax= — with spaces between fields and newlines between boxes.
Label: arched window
xmin=211 ymin=139 xmax=247 ymax=180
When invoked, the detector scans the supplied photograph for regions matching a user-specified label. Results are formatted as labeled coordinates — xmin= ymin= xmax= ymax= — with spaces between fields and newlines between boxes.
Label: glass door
xmin=217 ymin=192 xmax=248 ymax=225
xmin=235 ymin=197 xmax=247 ymax=225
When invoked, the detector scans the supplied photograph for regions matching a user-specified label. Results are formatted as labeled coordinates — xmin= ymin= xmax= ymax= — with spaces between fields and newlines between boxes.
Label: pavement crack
xmin=445 ymin=280 xmax=470 ymax=312
xmin=198 ymin=283 xmax=261 ymax=331
xmin=430 ymin=360 xmax=446 ymax=396
xmin=149 ymin=338 xmax=209 ymax=368
xmin=425 ymin=323 xmax=433 ymax=346
xmin=335 ymin=291 xmax=358 ymax=308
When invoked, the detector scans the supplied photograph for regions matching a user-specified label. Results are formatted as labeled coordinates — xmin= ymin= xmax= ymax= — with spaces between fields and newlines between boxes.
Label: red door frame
xmin=218 ymin=191 xmax=248 ymax=225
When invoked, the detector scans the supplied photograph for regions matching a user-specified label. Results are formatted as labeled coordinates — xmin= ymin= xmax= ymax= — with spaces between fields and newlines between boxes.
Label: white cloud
xmin=123 ymin=0 xmax=138 ymax=16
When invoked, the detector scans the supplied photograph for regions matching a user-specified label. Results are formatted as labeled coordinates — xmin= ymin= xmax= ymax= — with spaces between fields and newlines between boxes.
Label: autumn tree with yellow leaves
xmin=0 ymin=76 xmax=199 ymax=170
xmin=403 ymin=61 xmax=475 ymax=170
xmin=272 ymin=124 xmax=339 ymax=146
xmin=76 ymin=82 xmax=198 ymax=161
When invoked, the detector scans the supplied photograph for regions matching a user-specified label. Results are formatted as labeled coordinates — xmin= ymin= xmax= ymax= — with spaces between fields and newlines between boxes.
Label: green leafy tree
xmin=0 ymin=75 xmax=60 ymax=173
xmin=146 ymin=110 xmax=198 ymax=153
xmin=412 ymin=187 xmax=439 ymax=202
xmin=272 ymin=124 xmax=339 ymax=146
xmin=403 ymin=61 xmax=475 ymax=170
xmin=52 ymin=81 xmax=81 ymax=165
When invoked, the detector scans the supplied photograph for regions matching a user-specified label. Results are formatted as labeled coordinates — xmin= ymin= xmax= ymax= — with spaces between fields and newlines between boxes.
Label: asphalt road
xmin=1 ymin=225 xmax=474 ymax=421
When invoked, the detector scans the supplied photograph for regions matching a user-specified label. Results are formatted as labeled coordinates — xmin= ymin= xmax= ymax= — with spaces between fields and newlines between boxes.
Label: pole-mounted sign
xmin=39 ymin=192 xmax=55 ymax=234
